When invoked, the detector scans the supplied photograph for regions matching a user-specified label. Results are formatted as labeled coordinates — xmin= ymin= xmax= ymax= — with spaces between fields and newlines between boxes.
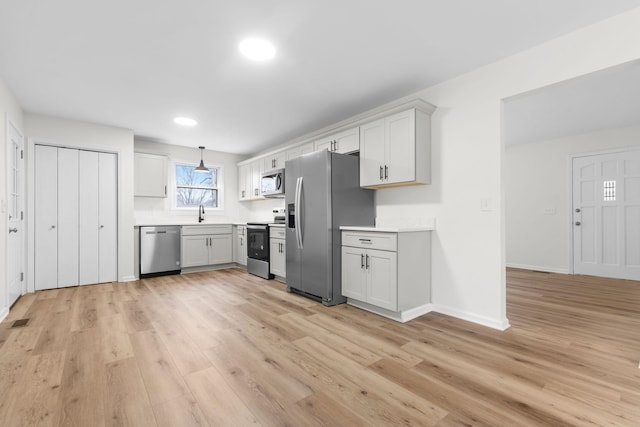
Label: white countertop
xmin=340 ymin=225 xmax=434 ymax=232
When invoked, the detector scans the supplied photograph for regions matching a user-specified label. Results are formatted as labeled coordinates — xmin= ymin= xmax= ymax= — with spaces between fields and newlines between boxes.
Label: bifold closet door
xmin=34 ymin=145 xmax=58 ymax=291
xmin=79 ymin=150 xmax=100 ymax=285
xmin=98 ymin=152 xmax=117 ymax=283
xmin=57 ymin=148 xmax=79 ymax=287
xmin=78 ymin=150 xmax=117 ymax=285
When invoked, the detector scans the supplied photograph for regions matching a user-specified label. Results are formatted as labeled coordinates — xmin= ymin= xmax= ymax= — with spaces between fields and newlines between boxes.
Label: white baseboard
xmin=0 ymin=307 xmax=9 ymax=323
xmin=506 ymin=263 xmax=569 ymax=274
xmin=119 ymin=275 xmax=137 ymax=283
xmin=433 ymin=304 xmax=511 ymax=331
xmin=346 ymin=299 xmax=433 ymax=323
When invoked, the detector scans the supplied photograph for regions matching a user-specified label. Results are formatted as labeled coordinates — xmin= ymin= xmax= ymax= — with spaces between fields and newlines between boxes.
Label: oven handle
xmin=295 ymin=176 xmax=303 ymax=249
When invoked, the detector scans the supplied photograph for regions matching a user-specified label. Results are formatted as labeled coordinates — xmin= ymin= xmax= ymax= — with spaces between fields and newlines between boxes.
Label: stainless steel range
xmin=246 ymin=222 xmax=273 ymax=280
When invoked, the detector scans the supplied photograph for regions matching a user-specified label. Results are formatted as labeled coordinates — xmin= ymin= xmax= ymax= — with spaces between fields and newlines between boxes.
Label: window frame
xmin=170 ymin=160 xmax=224 ymax=212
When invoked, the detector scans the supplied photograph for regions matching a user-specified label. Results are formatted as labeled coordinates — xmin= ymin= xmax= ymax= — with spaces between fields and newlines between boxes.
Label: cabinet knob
xmin=575 ymin=221 xmax=581 ymax=226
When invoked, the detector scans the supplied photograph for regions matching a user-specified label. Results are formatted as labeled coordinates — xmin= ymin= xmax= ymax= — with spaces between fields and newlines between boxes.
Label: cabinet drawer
xmin=182 ymin=225 xmax=232 ymax=236
xmin=270 ymin=228 xmax=285 ymax=239
xmin=342 ymin=231 xmax=397 ymax=251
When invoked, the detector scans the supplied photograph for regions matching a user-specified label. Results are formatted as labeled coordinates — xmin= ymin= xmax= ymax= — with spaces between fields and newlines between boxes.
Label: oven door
xmin=247 ymin=224 xmax=269 ymax=261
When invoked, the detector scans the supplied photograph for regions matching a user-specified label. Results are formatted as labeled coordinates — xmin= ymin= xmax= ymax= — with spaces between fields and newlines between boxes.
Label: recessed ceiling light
xmin=174 ymin=117 xmax=197 ymax=126
xmin=239 ymin=38 xmax=276 ymax=61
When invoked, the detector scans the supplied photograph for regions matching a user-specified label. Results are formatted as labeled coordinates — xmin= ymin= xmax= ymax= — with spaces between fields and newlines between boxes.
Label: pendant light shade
xmin=195 ymin=146 xmax=209 ymax=173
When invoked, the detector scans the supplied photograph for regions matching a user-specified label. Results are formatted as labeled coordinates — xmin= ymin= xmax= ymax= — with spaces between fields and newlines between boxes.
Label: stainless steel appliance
xmin=247 ymin=223 xmax=274 ymax=279
xmin=286 ymin=150 xmax=374 ymax=305
xmin=261 ymin=169 xmax=285 ymax=198
xmin=140 ymin=226 xmax=181 ymax=278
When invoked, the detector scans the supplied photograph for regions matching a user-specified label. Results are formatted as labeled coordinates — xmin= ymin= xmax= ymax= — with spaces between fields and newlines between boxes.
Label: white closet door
xmin=34 ymin=145 xmax=58 ymax=291
xmin=57 ymin=148 xmax=79 ymax=287
xmin=98 ymin=152 xmax=118 ymax=283
xmin=79 ymin=150 xmax=100 ymax=285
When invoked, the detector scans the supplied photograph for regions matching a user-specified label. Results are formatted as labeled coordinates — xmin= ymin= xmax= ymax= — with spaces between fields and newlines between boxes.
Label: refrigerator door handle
xmin=295 ymin=177 xmax=303 ymax=249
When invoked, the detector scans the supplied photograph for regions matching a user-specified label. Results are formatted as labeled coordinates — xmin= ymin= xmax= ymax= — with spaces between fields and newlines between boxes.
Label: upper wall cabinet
xmin=134 ymin=152 xmax=168 ymax=197
xmin=315 ymin=127 xmax=359 ymax=154
xmin=285 ymin=142 xmax=314 ymax=162
xmin=360 ymin=108 xmax=431 ymax=188
xmin=263 ymin=151 xmax=286 ymax=172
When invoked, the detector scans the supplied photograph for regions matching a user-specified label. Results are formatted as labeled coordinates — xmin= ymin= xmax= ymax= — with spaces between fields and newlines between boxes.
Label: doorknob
xmin=575 ymin=221 xmax=581 ymax=226
xmin=8 ymin=227 xmax=17 ymax=233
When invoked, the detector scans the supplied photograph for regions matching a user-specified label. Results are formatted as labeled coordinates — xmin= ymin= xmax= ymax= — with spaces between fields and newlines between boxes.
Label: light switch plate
xmin=480 ymin=198 xmax=492 ymax=212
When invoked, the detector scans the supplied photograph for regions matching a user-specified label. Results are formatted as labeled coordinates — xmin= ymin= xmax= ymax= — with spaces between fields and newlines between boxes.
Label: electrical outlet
xmin=480 ymin=198 xmax=492 ymax=212
xmin=543 ymin=207 xmax=557 ymax=215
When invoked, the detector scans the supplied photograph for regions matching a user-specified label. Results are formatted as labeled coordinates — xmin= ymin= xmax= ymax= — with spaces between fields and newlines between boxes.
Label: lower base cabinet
xmin=182 ymin=225 xmax=232 ymax=268
xmin=269 ymin=227 xmax=286 ymax=278
xmin=341 ymin=229 xmax=431 ymax=322
xmin=234 ymin=225 xmax=247 ymax=266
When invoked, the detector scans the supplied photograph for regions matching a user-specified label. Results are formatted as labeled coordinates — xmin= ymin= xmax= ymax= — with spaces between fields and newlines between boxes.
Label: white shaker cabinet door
xmin=341 ymin=246 xmax=367 ymax=301
xmin=367 ymin=248 xmax=397 ymax=311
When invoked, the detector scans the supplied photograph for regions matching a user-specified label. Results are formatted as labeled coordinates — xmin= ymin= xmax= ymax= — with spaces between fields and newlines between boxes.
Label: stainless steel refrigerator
xmin=285 ymin=150 xmax=374 ymax=305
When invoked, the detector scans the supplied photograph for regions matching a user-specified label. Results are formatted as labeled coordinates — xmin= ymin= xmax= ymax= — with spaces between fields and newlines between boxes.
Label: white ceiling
xmin=504 ymin=60 xmax=640 ymax=146
xmin=1 ymin=1 xmax=640 ymax=155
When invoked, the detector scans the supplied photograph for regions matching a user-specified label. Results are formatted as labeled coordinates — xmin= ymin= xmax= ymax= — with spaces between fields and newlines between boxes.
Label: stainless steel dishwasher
xmin=140 ymin=226 xmax=181 ymax=277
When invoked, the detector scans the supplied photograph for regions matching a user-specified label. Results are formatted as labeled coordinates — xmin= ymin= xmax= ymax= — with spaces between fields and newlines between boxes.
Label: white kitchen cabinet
xmin=263 ymin=151 xmax=286 ymax=172
xmin=315 ymin=127 xmax=359 ymax=154
xmin=181 ymin=225 xmax=232 ymax=268
xmin=34 ymin=145 xmax=117 ymax=290
xmin=269 ymin=227 xmax=286 ymax=279
xmin=234 ymin=225 xmax=247 ymax=266
xmin=285 ymin=142 xmax=314 ymax=161
xmin=238 ymin=164 xmax=251 ymax=200
xmin=134 ymin=152 xmax=168 ymax=197
xmin=341 ymin=228 xmax=431 ymax=322
xmin=238 ymin=160 xmax=264 ymax=201
xmin=360 ymin=108 xmax=431 ymax=188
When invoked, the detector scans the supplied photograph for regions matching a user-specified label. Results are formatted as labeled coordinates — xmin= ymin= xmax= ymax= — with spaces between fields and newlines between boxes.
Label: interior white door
xmin=57 ymin=148 xmax=79 ymax=287
xmin=6 ymin=118 xmax=24 ymax=306
xmin=98 ymin=152 xmax=117 ymax=283
xmin=573 ymin=150 xmax=640 ymax=280
xmin=34 ymin=145 xmax=58 ymax=291
xmin=79 ymin=150 xmax=100 ymax=285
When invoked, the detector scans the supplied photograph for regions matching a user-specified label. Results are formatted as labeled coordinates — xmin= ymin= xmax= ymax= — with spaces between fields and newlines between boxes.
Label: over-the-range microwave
xmin=261 ymin=169 xmax=285 ymax=197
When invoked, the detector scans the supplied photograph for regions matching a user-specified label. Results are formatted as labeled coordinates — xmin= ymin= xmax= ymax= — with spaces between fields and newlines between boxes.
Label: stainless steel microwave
xmin=261 ymin=169 xmax=285 ymax=197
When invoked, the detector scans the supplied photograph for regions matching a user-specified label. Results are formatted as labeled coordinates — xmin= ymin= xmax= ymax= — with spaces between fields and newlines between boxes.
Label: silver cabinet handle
xmin=361 ymin=253 xmax=364 ymax=269
xmin=384 ymin=165 xmax=388 ymax=180
xmin=9 ymin=227 xmax=17 ymax=233
xmin=379 ymin=166 xmax=383 ymax=180
xmin=365 ymin=254 xmax=370 ymax=269
xmin=333 ymin=140 xmax=338 ymax=151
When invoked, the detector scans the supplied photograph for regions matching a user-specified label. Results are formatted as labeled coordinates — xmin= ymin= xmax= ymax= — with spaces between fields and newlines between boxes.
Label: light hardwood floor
xmin=1 ymin=268 xmax=639 ymax=426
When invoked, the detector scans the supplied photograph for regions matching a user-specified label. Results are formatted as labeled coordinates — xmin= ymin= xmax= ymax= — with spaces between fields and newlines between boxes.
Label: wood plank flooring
xmin=1 ymin=268 xmax=639 ymax=426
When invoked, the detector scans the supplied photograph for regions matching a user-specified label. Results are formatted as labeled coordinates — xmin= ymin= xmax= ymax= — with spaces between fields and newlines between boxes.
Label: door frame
xmin=27 ymin=138 xmax=121 ymax=292
xmin=4 ymin=115 xmax=25 ymax=315
xmin=568 ymin=146 xmax=640 ymax=276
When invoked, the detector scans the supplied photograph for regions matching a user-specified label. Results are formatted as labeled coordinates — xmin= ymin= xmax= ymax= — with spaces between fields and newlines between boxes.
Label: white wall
xmin=375 ymin=8 xmax=640 ymax=329
xmin=0 ymin=76 xmax=24 ymax=318
xmin=25 ymin=114 xmax=136 ymax=284
xmin=133 ymin=139 xmax=250 ymax=224
xmin=506 ymin=125 xmax=640 ymax=273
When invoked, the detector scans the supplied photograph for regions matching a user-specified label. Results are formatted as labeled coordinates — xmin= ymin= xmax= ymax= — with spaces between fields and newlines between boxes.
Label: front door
xmin=6 ymin=117 xmax=24 ymax=307
xmin=572 ymin=150 xmax=640 ymax=280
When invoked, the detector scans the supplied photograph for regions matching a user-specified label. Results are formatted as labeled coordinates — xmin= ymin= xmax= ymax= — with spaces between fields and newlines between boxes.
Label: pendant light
xmin=195 ymin=146 xmax=209 ymax=173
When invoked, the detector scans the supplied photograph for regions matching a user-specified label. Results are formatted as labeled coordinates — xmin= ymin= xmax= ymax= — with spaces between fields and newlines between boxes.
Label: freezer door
xmin=285 ymin=156 xmax=302 ymax=291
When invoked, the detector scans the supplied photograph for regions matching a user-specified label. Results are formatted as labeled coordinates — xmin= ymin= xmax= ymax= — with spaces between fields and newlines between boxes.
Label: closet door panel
xmin=34 ymin=145 xmax=58 ymax=291
xmin=57 ymin=148 xmax=79 ymax=287
xmin=98 ymin=152 xmax=118 ymax=283
xmin=79 ymin=150 xmax=100 ymax=285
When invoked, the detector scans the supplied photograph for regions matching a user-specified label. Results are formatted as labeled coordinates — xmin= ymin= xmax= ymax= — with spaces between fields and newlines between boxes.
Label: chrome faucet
xmin=198 ymin=205 xmax=205 ymax=223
